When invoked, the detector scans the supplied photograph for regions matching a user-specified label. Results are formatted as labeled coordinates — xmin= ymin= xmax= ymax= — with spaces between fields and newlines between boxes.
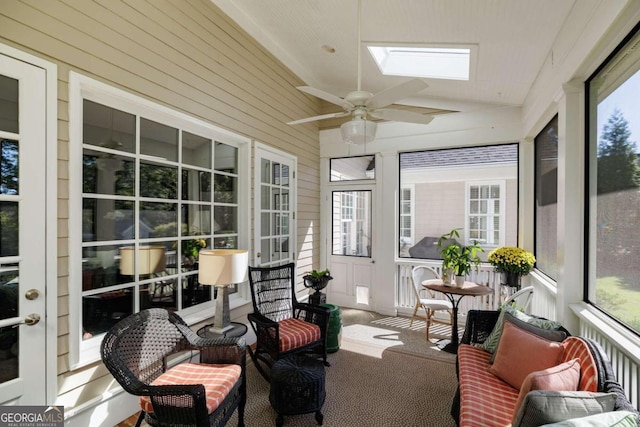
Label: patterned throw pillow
xmin=540 ymin=410 xmax=638 ymax=427
xmin=480 ymin=304 xmax=563 ymax=355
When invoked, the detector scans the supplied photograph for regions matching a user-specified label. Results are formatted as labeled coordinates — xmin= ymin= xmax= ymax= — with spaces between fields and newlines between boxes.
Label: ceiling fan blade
xmin=369 ymin=108 xmax=434 ymax=125
xmin=287 ymin=111 xmax=350 ymax=125
xmin=296 ymin=86 xmax=354 ymax=109
xmin=366 ymin=79 xmax=429 ymax=110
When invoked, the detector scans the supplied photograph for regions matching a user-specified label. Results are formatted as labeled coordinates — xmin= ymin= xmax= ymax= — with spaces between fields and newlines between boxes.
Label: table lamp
xmin=198 ymin=249 xmax=248 ymax=334
xmin=119 ymin=245 xmax=166 ymax=276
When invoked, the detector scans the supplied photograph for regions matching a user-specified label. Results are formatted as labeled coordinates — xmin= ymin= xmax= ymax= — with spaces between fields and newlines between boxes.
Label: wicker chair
xmin=247 ymin=263 xmax=330 ymax=380
xmin=100 ymin=308 xmax=246 ymax=427
xmin=410 ymin=266 xmax=454 ymax=340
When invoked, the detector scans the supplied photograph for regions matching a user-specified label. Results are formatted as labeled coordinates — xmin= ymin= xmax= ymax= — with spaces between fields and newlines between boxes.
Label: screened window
xmin=535 ymin=115 xmax=558 ymax=279
xmin=330 ymin=155 xmax=375 ymax=181
xmin=399 ymin=145 xmax=518 ymax=259
xmin=332 ymin=190 xmax=372 ymax=257
xmin=586 ymin=23 xmax=640 ymax=333
xmin=75 ymin=89 xmax=246 ymax=359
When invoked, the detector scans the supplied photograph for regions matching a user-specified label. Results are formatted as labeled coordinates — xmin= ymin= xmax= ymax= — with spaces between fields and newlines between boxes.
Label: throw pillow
xmin=512 ymin=390 xmax=618 ymax=427
xmin=540 ymin=410 xmax=638 ymax=427
xmin=512 ymin=359 xmax=581 ymax=424
xmin=489 ymin=312 xmax=567 ymax=363
xmin=489 ymin=321 xmax=564 ymax=389
xmin=480 ymin=304 xmax=562 ymax=355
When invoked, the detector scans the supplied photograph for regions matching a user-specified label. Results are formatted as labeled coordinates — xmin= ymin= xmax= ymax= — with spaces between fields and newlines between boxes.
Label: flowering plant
xmin=173 ymin=238 xmax=207 ymax=258
xmin=488 ymin=247 xmax=536 ymax=275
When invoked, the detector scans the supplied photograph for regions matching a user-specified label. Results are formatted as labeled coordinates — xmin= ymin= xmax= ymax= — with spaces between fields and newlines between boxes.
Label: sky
xmin=597 ymin=71 xmax=640 ymax=153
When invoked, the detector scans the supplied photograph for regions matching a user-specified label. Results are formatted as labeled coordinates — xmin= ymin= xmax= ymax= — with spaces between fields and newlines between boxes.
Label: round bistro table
xmin=422 ymin=279 xmax=493 ymax=353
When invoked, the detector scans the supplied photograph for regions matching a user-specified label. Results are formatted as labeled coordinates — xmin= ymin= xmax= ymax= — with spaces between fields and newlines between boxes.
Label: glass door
xmin=0 ymin=54 xmax=48 ymax=404
xmin=254 ymin=144 xmax=296 ymax=267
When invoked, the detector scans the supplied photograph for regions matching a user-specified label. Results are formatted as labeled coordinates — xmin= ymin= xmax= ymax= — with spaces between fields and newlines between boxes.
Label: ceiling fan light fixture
xmin=340 ymin=119 xmax=377 ymax=145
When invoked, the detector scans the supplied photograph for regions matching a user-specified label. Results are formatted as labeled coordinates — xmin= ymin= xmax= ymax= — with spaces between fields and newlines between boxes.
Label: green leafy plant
xmin=306 ymin=269 xmax=331 ymax=279
xmin=437 ymin=228 xmax=483 ymax=277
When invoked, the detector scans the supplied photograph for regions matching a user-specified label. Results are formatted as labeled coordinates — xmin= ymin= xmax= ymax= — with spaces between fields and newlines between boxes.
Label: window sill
xmin=570 ymin=301 xmax=640 ymax=366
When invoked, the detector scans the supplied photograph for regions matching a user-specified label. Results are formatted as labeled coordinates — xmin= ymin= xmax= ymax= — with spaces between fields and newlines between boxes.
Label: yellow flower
xmin=488 ymin=247 xmax=536 ymax=275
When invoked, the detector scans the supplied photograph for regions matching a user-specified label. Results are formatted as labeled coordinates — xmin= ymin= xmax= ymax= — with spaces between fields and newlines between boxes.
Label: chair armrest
xmin=460 ymin=310 xmax=500 ymax=345
xmin=294 ymin=302 xmax=330 ymax=327
xmin=247 ymin=312 xmax=279 ymax=330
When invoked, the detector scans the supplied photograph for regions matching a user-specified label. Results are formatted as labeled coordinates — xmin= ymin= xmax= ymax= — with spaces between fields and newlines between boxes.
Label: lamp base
xmin=211 ymin=284 xmax=232 ymax=334
xmin=208 ymin=324 xmax=235 ymax=335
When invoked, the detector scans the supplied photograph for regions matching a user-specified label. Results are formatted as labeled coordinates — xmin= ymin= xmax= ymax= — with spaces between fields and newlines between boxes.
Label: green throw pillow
xmin=512 ymin=390 xmax=618 ymax=427
xmin=541 ymin=410 xmax=638 ymax=427
xmin=480 ymin=305 xmax=563 ymax=355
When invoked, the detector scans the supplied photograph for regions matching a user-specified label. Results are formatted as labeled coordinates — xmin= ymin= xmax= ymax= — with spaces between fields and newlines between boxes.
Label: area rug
xmin=229 ymin=347 xmax=458 ymax=426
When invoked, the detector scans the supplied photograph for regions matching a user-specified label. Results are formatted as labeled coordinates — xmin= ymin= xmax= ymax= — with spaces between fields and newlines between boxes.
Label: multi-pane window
xmin=586 ymin=24 xmax=640 ymax=333
xmin=79 ymin=99 xmax=242 ymax=342
xmin=399 ymin=145 xmax=518 ymax=259
xmin=332 ymin=190 xmax=372 ymax=257
xmin=399 ymin=187 xmax=414 ymax=255
xmin=467 ymin=183 xmax=502 ymax=247
xmin=534 ymin=115 xmax=558 ymax=279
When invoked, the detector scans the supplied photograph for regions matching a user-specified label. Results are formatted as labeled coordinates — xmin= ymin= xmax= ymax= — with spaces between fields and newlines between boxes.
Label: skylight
xmin=367 ymin=44 xmax=475 ymax=81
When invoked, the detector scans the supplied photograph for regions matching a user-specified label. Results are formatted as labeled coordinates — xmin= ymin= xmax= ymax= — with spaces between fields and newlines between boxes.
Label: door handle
xmin=25 ymin=289 xmax=40 ymax=300
xmin=14 ymin=313 xmax=41 ymax=327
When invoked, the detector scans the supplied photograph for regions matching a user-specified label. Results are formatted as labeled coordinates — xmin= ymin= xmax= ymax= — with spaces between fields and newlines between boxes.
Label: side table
xmin=196 ymin=321 xmax=248 ymax=339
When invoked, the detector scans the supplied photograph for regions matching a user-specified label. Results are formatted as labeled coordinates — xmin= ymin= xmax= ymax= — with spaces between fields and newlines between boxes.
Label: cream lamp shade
xmin=198 ymin=249 xmax=248 ymax=334
xmin=119 ymin=245 xmax=166 ymax=275
xmin=198 ymin=249 xmax=248 ymax=286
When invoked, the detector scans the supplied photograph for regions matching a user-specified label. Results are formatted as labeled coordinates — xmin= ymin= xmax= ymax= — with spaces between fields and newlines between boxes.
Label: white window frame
xmin=465 ymin=181 xmax=506 ymax=248
xmin=68 ymin=72 xmax=250 ymax=368
xmin=399 ymin=185 xmax=415 ymax=246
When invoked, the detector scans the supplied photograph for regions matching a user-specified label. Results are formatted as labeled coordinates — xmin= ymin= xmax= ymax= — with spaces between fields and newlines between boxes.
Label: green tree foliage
xmin=597 ymin=108 xmax=640 ymax=194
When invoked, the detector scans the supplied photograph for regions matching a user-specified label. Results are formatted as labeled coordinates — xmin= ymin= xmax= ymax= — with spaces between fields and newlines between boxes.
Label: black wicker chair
xmin=100 ymin=308 xmax=246 ymax=427
xmin=247 ymin=263 xmax=330 ymax=380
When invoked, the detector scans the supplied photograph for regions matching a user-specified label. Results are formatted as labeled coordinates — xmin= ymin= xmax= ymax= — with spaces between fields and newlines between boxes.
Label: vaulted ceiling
xmin=212 ymin=0 xmax=598 ymax=124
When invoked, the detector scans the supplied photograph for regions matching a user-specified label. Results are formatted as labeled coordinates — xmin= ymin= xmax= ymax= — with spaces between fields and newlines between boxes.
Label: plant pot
xmin=501 ymin=271 xmax=522 ymax=291
xmin=442 ymin=268 xmax=454 ymax=285
xmin=455 ymin=275 xmax=465 ymax=287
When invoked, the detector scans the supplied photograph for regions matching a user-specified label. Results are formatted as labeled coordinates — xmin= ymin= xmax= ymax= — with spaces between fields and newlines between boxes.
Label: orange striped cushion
xmin=561 ymin=337 xmax=598 ymax=392
xmin=458 ymin=344 xmax=520 ymax=427
xmin=277 ymin=318 xmax=321 ymax=352
xmin=139 ymin=363 xmax=241 ymax=414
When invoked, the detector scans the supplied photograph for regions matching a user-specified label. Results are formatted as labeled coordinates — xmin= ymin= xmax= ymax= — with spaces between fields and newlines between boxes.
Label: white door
xmin=253 ymin=144 xmax=296 ymax=267
xmin=327 ymin=186 xmax=375 ymax=309
xmin=0 ymin=54 xmax=47 ymax=404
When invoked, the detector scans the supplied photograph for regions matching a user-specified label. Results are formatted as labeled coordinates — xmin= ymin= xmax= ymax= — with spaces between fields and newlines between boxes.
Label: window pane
xmin=332 ymin=190 xmax=372 ymax=257
xmin=182 ymin=169 xmax=211 ymax=202
xmin=181 ymin=204 xmax=211 ymax=235
xmin=214 ymin=206 xmax=238 ymax=234
xmin=587 ymin=26 xmax=640 ymax=333
xmin=82 ymin=199 xmax=134 ymax=242
xmin=1 ymin=139 xmax=19 ymax=195
xmin=0 ymin=202 xmax=18 ymax=256
xmin=0 ymin=75 xmax=18 ymax=133
xmin=83 ymin=150 xmax=134 ymax=196
xmin=399 ymin=145 xmax=518 ymax=259
xmin=535 ymin=115 xmax=558 ymax=279
xmin=83 ymin=101 xmax=135 ymax=153
xmin=140 ymin=162 xmax=177 ymax=199
xmin=214 ymin=174 xmax=237 ymax=203
xmin=83 ymin=288 xmax=134 ymax=339
xmin=214 ymin=142 xmax=237 ymax=173
xmin=141 ymin=202 xmax=178 ymax=238
xmin=330 ymin=155 xmax=375 ymax=181
xmin=182 ymin=131 xmax=211 ymax=169
xmin=140 ymin=118 xmax=178 ymax=162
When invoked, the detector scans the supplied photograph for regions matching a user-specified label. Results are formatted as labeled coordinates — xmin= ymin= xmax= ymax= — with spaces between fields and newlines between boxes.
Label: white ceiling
xmin=211 ymin=0 xmax=596 ymax=114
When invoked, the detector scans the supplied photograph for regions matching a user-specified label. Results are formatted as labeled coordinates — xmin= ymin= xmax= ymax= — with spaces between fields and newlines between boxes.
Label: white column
xmin=556 ymin=80 xmax=585 ymax=334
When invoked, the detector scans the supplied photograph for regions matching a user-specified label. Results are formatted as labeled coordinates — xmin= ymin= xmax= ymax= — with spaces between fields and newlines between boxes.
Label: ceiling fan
xmin=287 ymin=0 xmax=434 ymax=144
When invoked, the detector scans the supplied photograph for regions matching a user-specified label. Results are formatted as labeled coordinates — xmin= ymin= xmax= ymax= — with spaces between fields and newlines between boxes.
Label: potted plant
xmin=487 ymin=246 xmax=535 ymax=290
xmin=303 ymin=269 xmax=332 ymax=293
xmin=438 ymin=229 xmax=483 ymax=286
